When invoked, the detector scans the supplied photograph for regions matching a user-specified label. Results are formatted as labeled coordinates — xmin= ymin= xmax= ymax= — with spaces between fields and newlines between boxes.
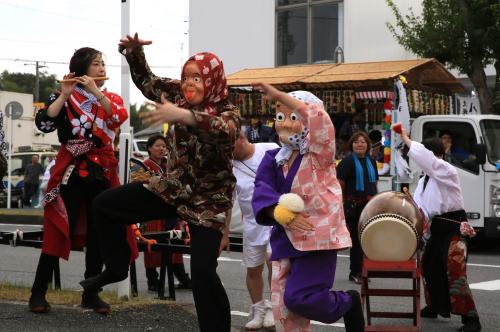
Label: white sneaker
xmin=263 ymin=299 xmax=275 ymax=329
xmin=245 ymin=300 xmax=266 ymax=331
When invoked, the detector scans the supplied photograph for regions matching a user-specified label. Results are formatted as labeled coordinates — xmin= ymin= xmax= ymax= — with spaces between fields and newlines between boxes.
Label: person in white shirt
xmin=394 ymin=123 xmax=481 ymax=332
xmin=34 ymin=156 xmax=56 ymax=209
xmin=220 ymin=129 xmax=279 ymax=330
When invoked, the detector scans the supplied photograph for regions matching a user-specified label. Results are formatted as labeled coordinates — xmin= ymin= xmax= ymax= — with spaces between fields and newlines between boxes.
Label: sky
xmin=0 ymin=0 xmax=189 ymax=106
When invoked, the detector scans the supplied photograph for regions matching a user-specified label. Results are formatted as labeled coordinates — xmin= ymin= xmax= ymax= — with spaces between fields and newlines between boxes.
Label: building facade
xmin=189 ymin=0 xmax=420 ymax=74
xmin=0 ymin=91 xmax=58 ymax=152
xmin=189 ymin=0 xmax=494 ymax=93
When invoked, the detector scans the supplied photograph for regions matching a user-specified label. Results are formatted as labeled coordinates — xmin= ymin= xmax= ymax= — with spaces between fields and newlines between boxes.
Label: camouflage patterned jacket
xmin=121 ymin=46 xmax=241 ymax=230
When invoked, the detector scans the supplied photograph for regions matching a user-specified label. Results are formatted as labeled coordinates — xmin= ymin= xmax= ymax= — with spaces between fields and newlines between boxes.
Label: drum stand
xmin=361 ymin=253 xmax=421 ymax=332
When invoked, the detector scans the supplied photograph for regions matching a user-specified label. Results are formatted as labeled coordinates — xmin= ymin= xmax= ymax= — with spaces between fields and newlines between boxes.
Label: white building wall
xmin=189 ymin=0 xmax=275 ymax=75
xmin=189 ymin=0 xmax=424 ymax=71
xmin=189 ymin=0 xmax=493 ymax=92
xmin=0 ymin=91 xmax=58 ymax=151
xmin=343 ymin=0 xmax=421 ymax=62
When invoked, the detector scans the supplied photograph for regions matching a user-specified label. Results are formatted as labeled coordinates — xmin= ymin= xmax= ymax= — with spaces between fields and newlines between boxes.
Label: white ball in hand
xmin=279 ymin=193 xmax=305 ymax=213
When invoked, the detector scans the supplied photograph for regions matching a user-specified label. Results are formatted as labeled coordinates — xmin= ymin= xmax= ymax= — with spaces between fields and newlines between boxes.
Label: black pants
xmin=32 ymin=175 xmax=106 ymax=295
xmin=23 ymin=182 xmax=39 ymax=206
xmin=422 ymin=211 xmax=468 ymax=315
xmin=345 ymin=201 xmax=366 ymax=275
xmin=94 ymin=182 xmax=231 ymax=332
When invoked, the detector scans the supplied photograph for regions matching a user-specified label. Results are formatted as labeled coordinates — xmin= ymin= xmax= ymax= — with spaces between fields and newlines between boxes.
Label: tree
xmin=129 ymin=103 xmax=149 ymax=133
xmin=0 ymin=70 xmax=58 ymax=103
xmin=386 ymin=0 xmax=500 ymax=114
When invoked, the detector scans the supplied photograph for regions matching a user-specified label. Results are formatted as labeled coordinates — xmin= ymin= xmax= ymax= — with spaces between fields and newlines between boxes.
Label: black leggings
xmin=94 ymin=182 xmax=231 ymax=332
xmin=345 ymin=201 xmax=366 ymax=275
xmin=32 ymin=175 xmax=106 ymax=295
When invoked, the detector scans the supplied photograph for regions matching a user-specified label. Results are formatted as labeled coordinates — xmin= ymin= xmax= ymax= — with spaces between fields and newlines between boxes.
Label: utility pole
xmin=24 ymin=61 xmax=46 ymax=102
xmin=117 ymin=0 xmax=132 ymax=301
xmin=35 ymin=61 xmax=42 ymax=102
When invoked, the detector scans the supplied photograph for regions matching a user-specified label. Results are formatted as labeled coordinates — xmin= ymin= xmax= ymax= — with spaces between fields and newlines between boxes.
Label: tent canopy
xmin=227 ymin=58 xmax=466 ymax=94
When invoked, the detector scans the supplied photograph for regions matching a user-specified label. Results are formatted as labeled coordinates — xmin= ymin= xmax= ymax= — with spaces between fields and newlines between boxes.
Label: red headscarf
xmin=177 ymin=52 xmax=229 ymax=115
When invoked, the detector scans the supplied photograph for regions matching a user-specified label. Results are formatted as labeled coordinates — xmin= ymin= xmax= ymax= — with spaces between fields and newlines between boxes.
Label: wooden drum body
xmin=358 ymin=191 xmax=423 ymax=261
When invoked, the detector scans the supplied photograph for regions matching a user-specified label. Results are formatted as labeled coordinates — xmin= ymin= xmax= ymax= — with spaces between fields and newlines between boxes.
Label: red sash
xmin=42 ymin=143 xmax=138 ymax=261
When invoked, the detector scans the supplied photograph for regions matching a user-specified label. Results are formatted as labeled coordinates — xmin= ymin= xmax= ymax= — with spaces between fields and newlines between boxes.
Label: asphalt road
xmin=1 ymin=222 xmax=499 ymax=331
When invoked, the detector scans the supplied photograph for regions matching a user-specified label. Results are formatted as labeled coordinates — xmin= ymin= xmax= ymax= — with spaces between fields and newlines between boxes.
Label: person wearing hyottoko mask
xmin=79 ymin=33 xmax=240 ymax=332
xmin=252 ymin=83 xmax=364 ymax=332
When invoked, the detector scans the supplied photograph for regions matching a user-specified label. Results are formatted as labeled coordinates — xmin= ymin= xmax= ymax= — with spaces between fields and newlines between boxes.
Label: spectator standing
xmin=337 ymin=132 xmax=379 ymax=284
xmin=23 ymin=155 xmax=44 ymax=207
xmin=246 ymin=117 xmax=276 ymax=143
xmin=220 ymin=130 xmax=278 ymax=330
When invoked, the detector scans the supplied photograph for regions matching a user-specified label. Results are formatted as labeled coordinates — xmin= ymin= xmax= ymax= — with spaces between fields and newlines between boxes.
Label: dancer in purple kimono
xmin=251 ymin=82 xmax=364 ymax=332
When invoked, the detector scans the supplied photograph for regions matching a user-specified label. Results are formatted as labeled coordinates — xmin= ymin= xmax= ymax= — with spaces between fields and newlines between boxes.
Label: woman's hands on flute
xmin=73 ymin=75 xmax=102 ymax=98
xmin=60 ymin=73 xmax=78 ymax=98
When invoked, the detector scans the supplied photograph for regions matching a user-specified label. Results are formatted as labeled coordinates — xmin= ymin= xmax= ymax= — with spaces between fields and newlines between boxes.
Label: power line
xmin=0 ymin=0 xmax=117 ymax=26
xmin=0 ymin=37 xmax=69 ymax=47
xmin=0 ymin=0 xmax=190 ymax=33
xmin=0 ymin=57 xmax=178 ymax=69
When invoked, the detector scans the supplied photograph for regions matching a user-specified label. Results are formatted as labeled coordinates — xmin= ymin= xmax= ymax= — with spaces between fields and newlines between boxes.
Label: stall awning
xmin=227 ymin=58 xmax=466 ymax=94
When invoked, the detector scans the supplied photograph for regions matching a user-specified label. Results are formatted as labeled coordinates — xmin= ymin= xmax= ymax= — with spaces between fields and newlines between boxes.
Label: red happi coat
xmin=37 ymin=90 xmax=138 ymax=261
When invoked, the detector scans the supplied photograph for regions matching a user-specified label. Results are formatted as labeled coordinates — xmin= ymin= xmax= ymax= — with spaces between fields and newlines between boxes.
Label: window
xmin=422 ymin=122 xmax=479 ymax=173
xmin=480 ymin=119 xmax=500 ymax=165
xmin=277 ymin=0 xmax=306 ymax=5
xmin=276 ymin=0 xmax=343 ymax=66
xmin=276 ymin=8 xmax=308 ymax=65
xmin=312 ymin=4 xmax=339 ymax=63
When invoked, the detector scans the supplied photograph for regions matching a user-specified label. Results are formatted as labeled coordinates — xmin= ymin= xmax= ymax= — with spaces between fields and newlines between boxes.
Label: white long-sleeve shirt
xmin=233 ymin=142 xmax=279 ymax=245
xmin=408 ymin=141 xmax=465 ymax=220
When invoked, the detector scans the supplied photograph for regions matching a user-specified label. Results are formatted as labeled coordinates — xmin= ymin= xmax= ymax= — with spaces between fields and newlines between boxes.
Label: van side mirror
xmin=472 ymin=143 xmax=487 ymax=164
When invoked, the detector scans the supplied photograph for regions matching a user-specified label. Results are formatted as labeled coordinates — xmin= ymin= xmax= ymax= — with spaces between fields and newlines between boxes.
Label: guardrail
xmin=0 ymin=229 xmax=243 ymax=300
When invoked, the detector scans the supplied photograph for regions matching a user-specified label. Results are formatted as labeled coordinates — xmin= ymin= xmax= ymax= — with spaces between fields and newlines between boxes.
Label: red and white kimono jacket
xmin=35 ymin=88 xmax=138 ymax=261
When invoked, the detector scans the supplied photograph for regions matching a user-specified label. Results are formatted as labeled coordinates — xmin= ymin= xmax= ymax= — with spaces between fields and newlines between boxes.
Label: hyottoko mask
xmin=275 ymin=91 xmax=323 ymax=150
xmin=275 ymin=104 xmax=308 ymax=150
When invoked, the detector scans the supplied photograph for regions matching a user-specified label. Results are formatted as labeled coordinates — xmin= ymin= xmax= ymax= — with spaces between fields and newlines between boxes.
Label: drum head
xmin=360 ymin=213 xmax=418 ymax=261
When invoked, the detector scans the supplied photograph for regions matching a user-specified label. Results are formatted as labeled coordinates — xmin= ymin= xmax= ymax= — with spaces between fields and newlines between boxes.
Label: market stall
xmin=227 ymin=58 xmax=466 ymax=120
xmin=227 ymin=58 xmax=467 ymax=167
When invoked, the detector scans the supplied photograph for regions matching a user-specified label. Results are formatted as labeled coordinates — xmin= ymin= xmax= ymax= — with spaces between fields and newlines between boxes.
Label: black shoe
xmin=28 ymin=293 xmax=51 ymax=313
xmin=80 ymin=269 xmax=127 ymax=292
xmin=348 ymin=273 xmax=362 ymax=285
xmin=147 ymin=278 xmax=159 ymax=292
xmin=420 ymin=306 xmax=450 ymax=318
xmin=81 ymin=291 xmax=111 ymax=315
xmin=343 ymin=290 xmax=365 ymax=332
xmin=420 ymin=306 xmax=437 ymax=318
xmin=175 ymin=279 xmax=192 ymax=290
xmin=459 ymin=316 xmax=481 ymax=332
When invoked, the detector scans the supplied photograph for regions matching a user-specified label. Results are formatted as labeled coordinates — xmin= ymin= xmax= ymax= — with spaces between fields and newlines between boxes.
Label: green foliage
xmin=129 ymin=103 xmax=149 ymax=133
xmin=386 ymin=0 xmax=500 ymax=113
xmin=0 ymin=70 xmax=58 ymax=102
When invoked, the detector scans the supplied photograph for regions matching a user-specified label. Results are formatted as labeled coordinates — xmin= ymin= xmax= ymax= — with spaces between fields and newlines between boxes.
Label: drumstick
xmin=58 ymin=77 xmax=109 ymax=83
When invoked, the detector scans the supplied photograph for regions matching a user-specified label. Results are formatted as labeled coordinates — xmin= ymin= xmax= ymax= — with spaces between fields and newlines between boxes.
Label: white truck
xmin=378 ymin=114 xmax=500 ymax=238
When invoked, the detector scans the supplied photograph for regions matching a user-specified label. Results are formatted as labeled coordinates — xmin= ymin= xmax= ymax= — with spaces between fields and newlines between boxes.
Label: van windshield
xmin=480 ymin=120 xmax=500 ymax=164
xmin=136 ymin=141 xmax=148 ymax=153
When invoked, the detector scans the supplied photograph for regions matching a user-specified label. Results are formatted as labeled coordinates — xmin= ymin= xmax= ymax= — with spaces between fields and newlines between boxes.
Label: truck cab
xmin=408 ymin=115 xmax=500 ymax=238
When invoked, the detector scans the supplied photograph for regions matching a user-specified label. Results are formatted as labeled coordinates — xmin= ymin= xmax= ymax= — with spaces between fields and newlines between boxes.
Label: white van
xmin=132 ymin=139 xmax=148 ymax=159
xmin=1 ymin=146 xmax=57 ymax=207
xmin=3 ymin=147 xmax=57 ymax=189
